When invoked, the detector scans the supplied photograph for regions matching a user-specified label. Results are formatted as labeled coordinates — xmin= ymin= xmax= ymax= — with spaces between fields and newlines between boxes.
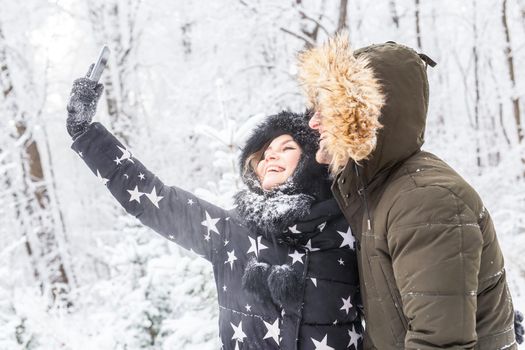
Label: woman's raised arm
xmin=66 ymin=69 xmax=231 ymax=263
xmin=71 ymin=122 xmax=232 ymax=263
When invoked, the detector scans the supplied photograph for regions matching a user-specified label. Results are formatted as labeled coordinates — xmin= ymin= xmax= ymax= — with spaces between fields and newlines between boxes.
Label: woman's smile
xmin=255 ymin=134 xmax=302 ymax=191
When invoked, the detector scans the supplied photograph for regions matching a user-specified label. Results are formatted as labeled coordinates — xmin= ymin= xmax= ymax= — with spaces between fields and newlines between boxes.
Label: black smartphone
xmin=88 ymin=45 xmax=110 ymax=82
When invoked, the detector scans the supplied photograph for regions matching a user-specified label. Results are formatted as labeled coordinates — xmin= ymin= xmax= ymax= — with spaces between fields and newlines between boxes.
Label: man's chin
xmin=315 ymin=150 xmax=332 ymax=165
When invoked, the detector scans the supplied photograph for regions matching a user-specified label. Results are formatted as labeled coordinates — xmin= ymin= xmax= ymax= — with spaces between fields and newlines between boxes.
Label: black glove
xmin=66 ymin=64 xmax=104 ymax=139
xmin=516 ymin=310 xmax=524 ymax=344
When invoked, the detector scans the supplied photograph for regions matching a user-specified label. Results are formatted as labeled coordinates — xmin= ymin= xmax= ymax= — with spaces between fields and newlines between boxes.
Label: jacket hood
xmin=297 ymin=34 xmax=430 ymax=182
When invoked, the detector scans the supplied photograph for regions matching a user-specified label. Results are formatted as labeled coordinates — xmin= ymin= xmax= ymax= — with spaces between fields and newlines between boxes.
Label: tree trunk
xmin=15 ymin=121 xmax=70 ymax=300
xmin=87 ymin=0 xmax=142 ymax=145
xmin=0 ymin=23 xmax=70 ymax=305
xmin=430 ymin=5 xmax=445 ymax=127
xmin=337 ymin=0 xmax=349 ymax=34
xmin=390 ymin=0 xmax=400 ymax=28
xmin=501 ymin=0 xmax=524 ymax=175
xmin=502 ymin=0 xmax=523 ymax=143
xmin=415 ymin=0 xmax=422 ymax=49
xmin=472 ymin=0 xmax=482 ymax=172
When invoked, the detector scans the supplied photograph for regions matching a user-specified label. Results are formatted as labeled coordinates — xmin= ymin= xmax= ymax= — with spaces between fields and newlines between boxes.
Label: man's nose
xmin=309 ymin=112 xmax=321 ymax=130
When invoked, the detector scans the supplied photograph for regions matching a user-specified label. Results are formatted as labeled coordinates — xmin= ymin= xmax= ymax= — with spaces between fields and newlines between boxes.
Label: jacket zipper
xmin=354 ymin=163 xmax=372 ymax=231
xmin=293 ymin=248 xmax=309 ymax=350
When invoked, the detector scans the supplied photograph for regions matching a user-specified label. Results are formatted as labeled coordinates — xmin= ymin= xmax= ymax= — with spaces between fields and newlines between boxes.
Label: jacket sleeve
xmin=71 ymin=122 xmax=229 ymax=263
xmin=386 ymin=185 xmax=482 ymax=349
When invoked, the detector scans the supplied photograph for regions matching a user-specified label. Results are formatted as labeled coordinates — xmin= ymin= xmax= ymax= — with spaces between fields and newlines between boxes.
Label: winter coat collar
xmin=233 ymin=182 xmax=315 ymax=243
xmin=234 ymin=180 xmax=342 ymax=245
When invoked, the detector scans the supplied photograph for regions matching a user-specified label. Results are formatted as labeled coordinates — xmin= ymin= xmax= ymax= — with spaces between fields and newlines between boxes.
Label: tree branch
xmin=279 ymin=27 xmax=315 ymax=47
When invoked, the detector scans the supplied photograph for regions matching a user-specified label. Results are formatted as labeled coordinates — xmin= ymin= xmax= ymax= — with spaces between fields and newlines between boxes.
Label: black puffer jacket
xmin=72 ymin=121 xmax=362 ymax=349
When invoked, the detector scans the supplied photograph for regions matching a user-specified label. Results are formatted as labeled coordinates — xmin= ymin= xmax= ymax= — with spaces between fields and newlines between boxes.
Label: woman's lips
xmin=265 ymin=166 xmax=284 ymax=175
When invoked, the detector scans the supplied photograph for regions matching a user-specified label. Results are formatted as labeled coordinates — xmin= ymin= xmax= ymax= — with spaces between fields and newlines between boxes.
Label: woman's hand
xmin=66 ymin=64 xmax=104 ymax=138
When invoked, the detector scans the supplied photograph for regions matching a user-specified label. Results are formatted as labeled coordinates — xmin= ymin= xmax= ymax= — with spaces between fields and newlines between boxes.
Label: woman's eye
xmin=283 ymin=147 xmax=296 ymax=151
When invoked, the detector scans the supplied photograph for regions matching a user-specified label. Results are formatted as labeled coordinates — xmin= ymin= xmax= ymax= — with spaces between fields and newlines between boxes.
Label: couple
xmin=67 ymin=35 xmax=519 ymax=349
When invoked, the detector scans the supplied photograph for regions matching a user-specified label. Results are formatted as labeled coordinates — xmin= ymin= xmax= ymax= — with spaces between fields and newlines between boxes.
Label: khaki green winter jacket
xmin=297 ymin=38 xmax=516 ymax=349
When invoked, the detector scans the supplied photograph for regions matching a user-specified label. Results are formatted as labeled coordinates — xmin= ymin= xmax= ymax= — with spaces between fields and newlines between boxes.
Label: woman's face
xmin=254 ymin=134 xmax=302 ymax=191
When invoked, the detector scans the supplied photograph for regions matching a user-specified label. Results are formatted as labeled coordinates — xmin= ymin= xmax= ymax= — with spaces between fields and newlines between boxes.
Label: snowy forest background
xmin=1 ymin=0 xmax=525 ymax=348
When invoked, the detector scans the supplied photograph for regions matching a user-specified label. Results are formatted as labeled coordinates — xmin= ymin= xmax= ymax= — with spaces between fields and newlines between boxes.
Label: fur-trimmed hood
xmin=297 ymin=34 xmax=430 ymax=182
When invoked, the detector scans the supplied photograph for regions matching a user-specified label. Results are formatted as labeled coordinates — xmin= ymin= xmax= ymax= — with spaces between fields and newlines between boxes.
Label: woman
xmin=66 ymin=70 xmax=362 ymax=349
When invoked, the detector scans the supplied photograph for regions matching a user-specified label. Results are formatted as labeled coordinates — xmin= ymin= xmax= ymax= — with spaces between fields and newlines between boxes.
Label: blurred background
xmin=0 ymin=0 xmax=524 ymax=348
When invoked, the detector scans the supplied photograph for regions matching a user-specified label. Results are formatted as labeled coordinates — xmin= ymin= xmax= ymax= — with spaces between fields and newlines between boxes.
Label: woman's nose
xmin=309 ymin=112 xmax=321 ymax=130
xmin=265 ymin=150 xmax=278 ymax=161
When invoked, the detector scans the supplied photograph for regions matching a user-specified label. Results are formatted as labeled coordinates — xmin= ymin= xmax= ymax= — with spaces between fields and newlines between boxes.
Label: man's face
xmin=308 ymin=111 xmax=333 ymax=164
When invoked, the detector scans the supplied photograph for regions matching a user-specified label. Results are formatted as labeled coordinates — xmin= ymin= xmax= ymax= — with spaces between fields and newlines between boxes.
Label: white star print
xmin=145 ymin=186 xmax=163 ymax=208
xmin=230 ymin=321 xmax=246 ymax=343
xmin=168 ymin=234 xmax=175 ymax=240
xmin=338 ymin=227 xmax=355 ymax=249
xmin=78 ymin=151 xmax=83 ymax=158
xmin=263 ymin=319 xmax=280 ymax=345
xmin=256 ymin=236 xmax=267 ymax=254
xmin=247 ymin=237 xmax=257 ymax=256
xmin=289 ymin=250 xmax=305 ymax=265
xmin=310 ymin=277 xmax=318 ymax=287
xmin=247 ymin=236 xmax=268 ymax=257
xmin=116 ymin=145 xmax=134 ymax=163
xmin=113 ymin=156 xmax=122 ymax=165
xmin=348 ymin=324 xmax=361 ymax=349
xmin=204 ymin=234 xmax=211 ymax=241
xmin=304 ymin=239 xmax=320 ymax=252
xmin=201 ymin=211 xmax=221 ymax=235
xmin=127 ymin=185 xmax=143 ymax=203
xmin=138 ymin=173 xmax=145 ymax=180
xmin=224 ymin=240 xmax=229 ymax=246
xmin=95 ymin=169 xmax=108 ymax=185
xmin=187 ymin=198 xmax=194 ymax=205
xmin=288 ymin=225 xmax=300 ymax=233
xmin=223 ymin=285 xmax=227 ymax=292
xmin=317 ymin=221 xmax=327 ymax=231
xmin=225 ymin=250 xmax=237 ymax=269
xmin=340 ymin=295 xmax=353 ymax=315
xmin=311 ymin=334 xmax=334 ymax=350
xmin=333 ymin=320 xmax=338 ymax=325
xmin=245 ymin=304 xmax=251 ymax=312
xmin=338 ymin=258 xmax=345 ymax=265
xmin=123 ymin=174 xmax=129 ymax=179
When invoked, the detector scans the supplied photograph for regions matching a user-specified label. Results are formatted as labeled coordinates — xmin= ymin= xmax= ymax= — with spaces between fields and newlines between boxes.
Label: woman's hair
xmin=243 ymin=140 xmax=271 ymax=177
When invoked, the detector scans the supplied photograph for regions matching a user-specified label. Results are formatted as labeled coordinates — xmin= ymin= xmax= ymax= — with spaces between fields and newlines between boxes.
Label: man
xmin=297 ymin=34 xmax=518 ymax=349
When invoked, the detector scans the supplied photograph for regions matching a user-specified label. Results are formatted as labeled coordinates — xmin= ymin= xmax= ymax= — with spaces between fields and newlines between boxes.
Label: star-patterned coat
xmin=72 ymin=122 xmax=363 ymax=350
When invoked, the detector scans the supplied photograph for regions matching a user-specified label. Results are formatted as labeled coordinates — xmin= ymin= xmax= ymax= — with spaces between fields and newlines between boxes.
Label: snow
xmin=0 ymin=0 xmax=524 ymax=348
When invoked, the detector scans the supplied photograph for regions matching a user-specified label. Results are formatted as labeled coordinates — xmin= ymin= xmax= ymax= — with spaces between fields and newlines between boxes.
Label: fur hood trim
xmin=297 ymin=32 xmax=385 ymax=174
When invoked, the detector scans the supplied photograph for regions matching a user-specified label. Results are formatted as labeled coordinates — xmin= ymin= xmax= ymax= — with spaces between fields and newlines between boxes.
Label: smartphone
xmin=88 ymin=45 xmax=110 ymax=82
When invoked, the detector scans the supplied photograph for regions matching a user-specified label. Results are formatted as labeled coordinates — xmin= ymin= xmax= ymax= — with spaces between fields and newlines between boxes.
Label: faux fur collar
xmin=233 ymin=182 xmax=315 ymax=242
